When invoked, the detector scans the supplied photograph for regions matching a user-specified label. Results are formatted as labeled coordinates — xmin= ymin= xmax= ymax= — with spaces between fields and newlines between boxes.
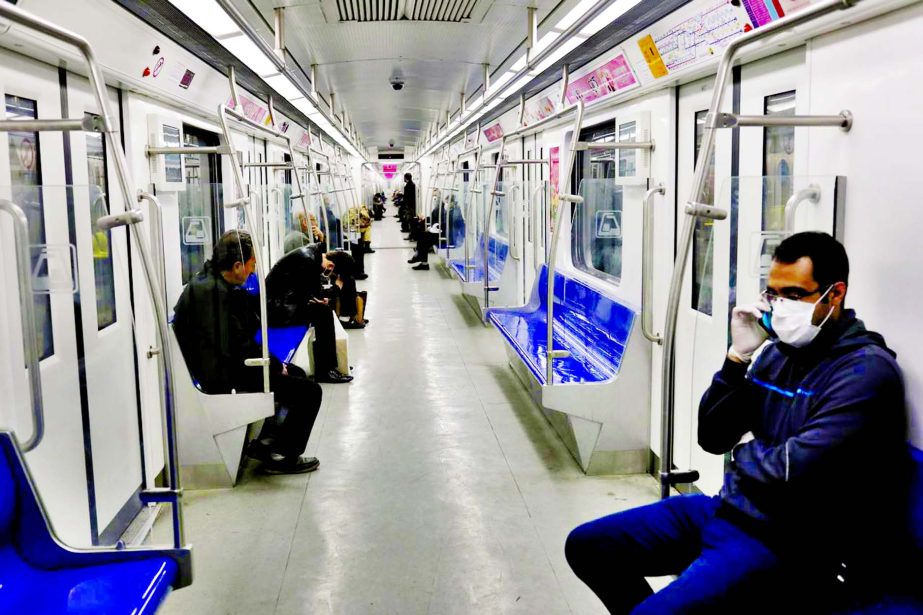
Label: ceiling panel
xmin=238 ymin=0 xmax=567 ymax=149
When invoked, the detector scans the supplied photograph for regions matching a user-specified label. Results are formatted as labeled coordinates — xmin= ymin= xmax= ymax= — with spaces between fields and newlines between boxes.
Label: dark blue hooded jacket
xmin=699 ymin=309 xmax=909 ymax=570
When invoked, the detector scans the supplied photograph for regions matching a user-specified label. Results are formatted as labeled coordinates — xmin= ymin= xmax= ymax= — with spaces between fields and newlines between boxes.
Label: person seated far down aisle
xmin=284 ymin=210 xmax=324 ymax=254
xmin=266 ymin=242 xmax=354 ymax=384
xmin=565 ymin=232 xmax=914 ymax=613
xmin=172 ymin=230 xmax=321 ymax=475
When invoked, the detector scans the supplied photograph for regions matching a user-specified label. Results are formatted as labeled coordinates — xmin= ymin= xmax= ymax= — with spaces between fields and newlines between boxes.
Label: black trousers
xmin=416 ymin=231 xmax=439 ymax=263
xmin=292 ymin=301 xmax=338 ymax=374
xmin=349 ymin=241 xmax=366 ymax=275
xmin=254 ymin=367 xmax=321 ymax=458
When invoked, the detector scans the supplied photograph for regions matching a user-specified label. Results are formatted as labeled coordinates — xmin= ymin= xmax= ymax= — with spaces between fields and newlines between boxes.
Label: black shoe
xmin=261 ymin=455 xmax=319 ymax=475
xmin=354 ymin=273 xmax=369 ymax=280
xmin=342 ymin=319 xmax=366 ymax=329
xmin=412 ymin=263 xmax=430 ymax=270
xmin=408 ymin=255 xmax=420 ymax=264
xmin=365 ymin=248 xmax=376 ymax=253
xmin=246 ymin=440 xmax=273 ymax=463
xmin=316 ymin=369 xmax=354 ymax=383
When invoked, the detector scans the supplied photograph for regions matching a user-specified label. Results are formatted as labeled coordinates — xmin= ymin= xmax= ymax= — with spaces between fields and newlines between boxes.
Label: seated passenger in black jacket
xmin=265 ymin=242 xmax=354 ymax=383
xmin=565 ymin=232 xmax=913 ymax=613
xmin=172 ymin=230 xmax=321 ymax=475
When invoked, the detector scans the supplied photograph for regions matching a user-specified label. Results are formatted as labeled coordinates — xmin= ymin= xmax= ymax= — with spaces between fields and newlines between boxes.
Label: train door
xmin=672 ymin=75 xmax=733 ymax=495
xmin=0 ymin=53 xmax=93 ymax=546
xmin=673 ymin=50 xmax=817 ymax=495
xmin=66 ymin=75 xmax=146 ymax=543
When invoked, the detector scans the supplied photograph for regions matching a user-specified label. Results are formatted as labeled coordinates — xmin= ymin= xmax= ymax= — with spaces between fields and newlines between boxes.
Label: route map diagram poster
xmin=653 ymin=1 xmax=743 ymax=73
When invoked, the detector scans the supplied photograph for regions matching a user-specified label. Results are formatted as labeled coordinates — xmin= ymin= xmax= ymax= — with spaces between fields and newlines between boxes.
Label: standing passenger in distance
xmin=565 ymin=232 xmax=912 ymax=613
xmin=266 ymin=242 xmax=355 ymax=383
xmin=173 ymin=230 xmax=321 ymax=475
xmin=400 ymin=173 xmax=416 ymax=234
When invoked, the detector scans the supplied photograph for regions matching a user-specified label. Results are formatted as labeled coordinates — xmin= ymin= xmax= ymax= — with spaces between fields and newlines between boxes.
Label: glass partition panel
xmin=573 ymin=178 xmax=625 ymax=285
xmin=178 ymin=182 xmax=220 ymax=285
xmin=444 ymin=183 xmax=467 ymax=263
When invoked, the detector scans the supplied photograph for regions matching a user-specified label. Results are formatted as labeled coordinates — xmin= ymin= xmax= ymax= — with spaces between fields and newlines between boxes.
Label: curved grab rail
xmin=531 ymin=183 xmax=547 ymax=265
xmin=508 ymin=184 xmax=523 ymax=261
xmin=0 ymin=200 xmax=45 ymax=452
xmin=783 ymin=184 xmax=821 ymax=231
xmin=657 ymin=0 xmax=858 ymax=499
xmin=642 ymin=183 xmax=665 ymax=344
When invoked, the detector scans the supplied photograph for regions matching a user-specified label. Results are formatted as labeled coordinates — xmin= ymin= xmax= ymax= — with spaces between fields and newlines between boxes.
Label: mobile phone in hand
xmin=758 ymin=311 xmax=777 ymax=339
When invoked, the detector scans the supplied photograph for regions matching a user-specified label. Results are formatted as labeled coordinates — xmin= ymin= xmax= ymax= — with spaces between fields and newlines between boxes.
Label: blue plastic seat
xmin=254 ymin=325 xmax=310 ymax=364
xmin=0 ymin=431 xmax=190 ymax=613
xmin=486 ymin=266 xmax=635 ymax=385
xmin=448 ymin=235 xmax=509 ymax=283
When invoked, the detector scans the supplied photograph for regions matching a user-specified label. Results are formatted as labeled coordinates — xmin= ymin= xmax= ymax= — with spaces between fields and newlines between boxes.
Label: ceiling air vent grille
xmin=336 ymin=0 xmax=476 ymax=22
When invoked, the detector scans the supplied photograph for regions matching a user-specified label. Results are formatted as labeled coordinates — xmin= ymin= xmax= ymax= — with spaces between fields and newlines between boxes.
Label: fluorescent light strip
xmin=217 ymin=34 xmax=279 ymax=77
xmin=169 ymin=0 xmax=240 ymax=38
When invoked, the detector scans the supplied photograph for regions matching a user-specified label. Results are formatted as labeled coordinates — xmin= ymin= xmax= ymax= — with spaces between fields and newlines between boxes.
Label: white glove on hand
xmin=729 ymin=299 xmax=771 ymax=362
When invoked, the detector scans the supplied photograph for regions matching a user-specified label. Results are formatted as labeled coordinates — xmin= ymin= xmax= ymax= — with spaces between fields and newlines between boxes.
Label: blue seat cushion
xmin=447 ymin=235 xmax=508 ymax=283
xmin=0 ymin=546 xmax=176 ymax=614
xmin=254 ymin=325 xmax=310 ymax=364
xmin=487 ymin=266 xmax=635 ymax=385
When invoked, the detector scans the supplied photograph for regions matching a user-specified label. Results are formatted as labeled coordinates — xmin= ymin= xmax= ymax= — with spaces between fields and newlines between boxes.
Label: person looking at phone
xmin=266 ymin=243 xmax=354 ymax=384
xmin=565 ymin=231 xmax=912 ymax=613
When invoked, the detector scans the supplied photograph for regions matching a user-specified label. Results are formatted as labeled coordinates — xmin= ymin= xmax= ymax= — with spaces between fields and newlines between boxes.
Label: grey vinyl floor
xmin=157 ymin=212 xmax=661 ymax=614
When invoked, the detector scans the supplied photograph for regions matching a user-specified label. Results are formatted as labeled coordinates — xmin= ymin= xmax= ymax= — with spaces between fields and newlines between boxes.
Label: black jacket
xmin=266 ymin=243 xmax=325 ymax=326
xmin=173 ymin=261 xmax=278 ymax=393
xmin=699 ymin=310 xmax=909 ymax=568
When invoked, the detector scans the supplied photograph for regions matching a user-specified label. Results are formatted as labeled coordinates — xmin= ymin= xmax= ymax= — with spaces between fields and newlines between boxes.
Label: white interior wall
xmin=807 ymin=3 xmax=923 ymax=447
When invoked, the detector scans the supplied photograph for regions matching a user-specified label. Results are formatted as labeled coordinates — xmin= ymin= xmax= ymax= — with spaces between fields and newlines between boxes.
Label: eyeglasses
xmin=761 ymin=286 xmax=822 ymax=303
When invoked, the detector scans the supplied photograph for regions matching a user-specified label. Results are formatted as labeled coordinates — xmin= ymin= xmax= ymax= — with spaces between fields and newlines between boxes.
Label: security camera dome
xmin=389 ymin=76 xmax=405 ymax=91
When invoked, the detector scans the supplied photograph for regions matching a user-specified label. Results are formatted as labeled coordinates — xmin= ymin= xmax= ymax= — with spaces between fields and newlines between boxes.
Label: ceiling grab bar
xmin=784 ymin=184 xmax=822 ymax=232
xmin=642 ymin=183 xmax=666 ymax=344
xmin=657 ymin=0 xmax=859 ymax=500
xmin=0 ymin=200 xmax=45 ymax=452
xmin=545 ymin=100 xmax=585 ymax=385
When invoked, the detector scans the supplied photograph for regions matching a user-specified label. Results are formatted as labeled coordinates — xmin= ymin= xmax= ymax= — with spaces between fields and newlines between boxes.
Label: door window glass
xmin=572 ymin=121 xmax=623 ymax=283
xmin=6 ymin=95 xmax=53 ymax=358
xmin=691 ymin=109 xmax=716 ymax=315
xmin=178 ymin=126 xmax=222 ymax=284
xmin=762 ymin=91 xmax=796 ymax=232
xmin=86 ymin=131 xmax=115 ymax=329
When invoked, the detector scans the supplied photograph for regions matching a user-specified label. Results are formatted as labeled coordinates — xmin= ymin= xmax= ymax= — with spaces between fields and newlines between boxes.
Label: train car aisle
xmin=157 ymin=213 xmax=660 ymax=615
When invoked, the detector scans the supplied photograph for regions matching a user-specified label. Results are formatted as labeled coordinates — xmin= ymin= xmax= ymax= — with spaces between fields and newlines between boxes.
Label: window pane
xmin=179 ymin=127 xmax=220 ymax=284
xmin=691 ymin=109 xmax=715 ymax=315
xmin=86 ymin=132 xmax=116 ymax=330
xmin=762 ymin=91 xmax=796 ymax=232
xmin=572 ymin=122 xmax=622 ymax=283
xmin=6 ymin=95 xmax=53 ymax=358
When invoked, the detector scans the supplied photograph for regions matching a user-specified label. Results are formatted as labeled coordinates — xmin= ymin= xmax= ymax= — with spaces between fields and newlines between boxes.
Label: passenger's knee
xmin=565 ymin=522 xmax=601 ymax=573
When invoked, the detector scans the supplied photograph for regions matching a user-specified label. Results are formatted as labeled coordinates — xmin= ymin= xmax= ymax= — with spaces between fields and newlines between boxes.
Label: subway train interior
xmin=0 ymin=0 xmax=921 ymax=612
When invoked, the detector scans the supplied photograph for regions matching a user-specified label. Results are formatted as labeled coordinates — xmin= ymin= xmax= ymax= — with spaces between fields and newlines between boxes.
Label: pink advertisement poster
xmin=564 ymin=51 xmax=638 ymax=106
xmin=227 ymin=94 xmax=268 ymax=124
xmin=523 ymin=95 xmax=557 ymax=125
xmin=382 ymin=163 xmax=398 ymax=180
xmin=483 ymin=123 xmax=505 ymax=142
xmin=298 ymin=131 xmax=311 ymax=149
xmin=549 ymin=146 xmax=560 ymax=231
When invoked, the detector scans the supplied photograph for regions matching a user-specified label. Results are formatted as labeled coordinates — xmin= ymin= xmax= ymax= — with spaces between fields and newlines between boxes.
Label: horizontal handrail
xmin=0 ymin=113 xmax=101 ymax=133
xmin=709 ymin=111 xmax=852 ymax=130
xmin=575 ymin=141 xmax=655 ymax=151
xmin=146 ymin=145 xmax=231 ymax=156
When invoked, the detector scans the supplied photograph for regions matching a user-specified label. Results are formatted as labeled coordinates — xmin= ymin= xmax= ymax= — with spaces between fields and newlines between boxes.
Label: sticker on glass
xmin=596 ymin=211 xmax=622 ymax=239
xmin=30 ymin=244 xmax=78 ymax=294
xmin=182 ymin=216 xmax=210 ymax=245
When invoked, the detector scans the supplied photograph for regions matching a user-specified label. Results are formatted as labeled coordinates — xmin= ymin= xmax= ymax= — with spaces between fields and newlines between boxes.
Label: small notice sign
xmin=595 ymin=211 xmax=622 ymax=239
xmin=183 ymin=216 xmax=211 ymax=246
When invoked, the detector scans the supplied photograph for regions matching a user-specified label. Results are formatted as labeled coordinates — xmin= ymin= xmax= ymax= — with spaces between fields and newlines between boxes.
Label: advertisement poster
xmin=226 ymin=94 xmax=268 ymax=124
xmin=522 ymin=94 xmax=558 ymax=126
xmin=549 ymin=146 xmax=560 ymax=231
xmin=483 ymin=123 xmax=505 ymax=142
xmin=564 ymin=50 xmax=638 ymax=106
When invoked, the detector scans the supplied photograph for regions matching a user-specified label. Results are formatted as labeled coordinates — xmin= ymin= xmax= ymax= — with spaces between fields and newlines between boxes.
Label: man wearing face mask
xmin=566 ymin=232 xmax=913 ymax=613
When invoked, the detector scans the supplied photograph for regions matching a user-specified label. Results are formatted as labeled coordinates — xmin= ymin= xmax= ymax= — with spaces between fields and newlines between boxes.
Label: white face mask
xmin=768 ymin=286 xmax=834 ymax=348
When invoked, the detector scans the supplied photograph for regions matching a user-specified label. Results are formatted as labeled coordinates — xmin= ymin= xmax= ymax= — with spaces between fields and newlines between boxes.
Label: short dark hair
xmin=213 ymin=230 xmax=253 ymax=272
xmin=773 ymin=231 xmax=849 ymax=288
xmin=326 ymin=250 xmax=355 ymax=278
xmin=404 ymin=172 xmax=412 ymax=181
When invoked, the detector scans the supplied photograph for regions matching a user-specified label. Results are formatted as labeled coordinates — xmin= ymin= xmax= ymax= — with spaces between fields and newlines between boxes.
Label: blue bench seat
xmin=0 ymin=432 xmax=189 ymax=613
xmin=448 ymin=235 xmax=509 ymax=284
xmin=254 ymin=325 xmax=310 ymax=364
xmin=486 ymin=266 xmax=635 ymax=385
